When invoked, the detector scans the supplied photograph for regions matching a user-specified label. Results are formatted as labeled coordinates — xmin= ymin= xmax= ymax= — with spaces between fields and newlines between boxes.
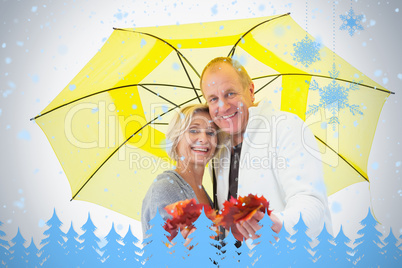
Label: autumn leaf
xmin=162 ymin=194 xmax=270 ymax=241
xmin=163 ymin=199 xmax=216 ymax=241
xmin=215 ymin=194 xmax=270 ymax=231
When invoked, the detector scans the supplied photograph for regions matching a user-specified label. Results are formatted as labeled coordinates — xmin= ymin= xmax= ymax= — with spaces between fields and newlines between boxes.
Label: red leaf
xmin=215 ymin=194 xmax=270 ymax=231
xmin=163 ymin=199 xmax=216 ymax=241
xmin=161 ymin=194 xmax=270 ymax=241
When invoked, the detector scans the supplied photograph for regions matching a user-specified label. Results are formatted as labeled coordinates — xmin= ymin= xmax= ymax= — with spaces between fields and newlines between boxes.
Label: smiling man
xmin=200 ymin=57 xmax=332 ymax=240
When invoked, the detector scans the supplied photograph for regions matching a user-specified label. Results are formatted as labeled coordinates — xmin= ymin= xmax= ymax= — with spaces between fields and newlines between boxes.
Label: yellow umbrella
xmin=32 ymin=13 xmax=393 ymax=221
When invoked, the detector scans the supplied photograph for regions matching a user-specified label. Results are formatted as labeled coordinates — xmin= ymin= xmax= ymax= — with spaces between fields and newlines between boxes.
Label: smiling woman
xmin=141 ymin=104 xmax=224 ymax=238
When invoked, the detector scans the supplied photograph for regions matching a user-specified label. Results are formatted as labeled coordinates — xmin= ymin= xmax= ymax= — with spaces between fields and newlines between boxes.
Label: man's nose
xmin=218 ymin=99 xmax=230 ymax=112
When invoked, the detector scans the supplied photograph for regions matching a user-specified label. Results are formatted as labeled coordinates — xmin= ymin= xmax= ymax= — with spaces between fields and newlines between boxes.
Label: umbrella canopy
xmin=33 ymin=13 xmax=393 ymax=221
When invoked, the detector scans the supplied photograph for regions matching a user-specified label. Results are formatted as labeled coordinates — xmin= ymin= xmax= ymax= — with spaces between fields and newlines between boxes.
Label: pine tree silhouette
xmin=25 ymin=237 xmax=40 ymax=268
xmin=381 ymin=227 xmax=400 ymax=267
xmin=236 ymin=238 xmax=251 ymax=268
xmin=40 ymin=208 xmax=67 ymax=267
xmin=142 ymin=208 xmax=172 ymax=267
xmin=290 ymin=213 xmax=314 ymax=267
xmin=8 ymin=228 xmax=27 ymax=267
xmin=314 ymin=223 xmax=335 ymax=267
xmin=120 ymin=225 xmax=142 ymax=267
xmin=273 ymin=223 xmax=294 ymax=267
xmin=219 ymin=229 xmax=240 ymax=267
xmin=252 ymin=212 xmax=277 ymax=267
xmin=187 ymin=208 xmax=220 ymax=267
xmin=79 ymin=212 xmax=102 ymax=267
xmin=333 ymin=226 xmax=353 ymax=266
xmin=64 ymin=222 xmax=81 ymax=267
xmin=354 ymin=208 xmax=384 ymax=267
xmin=0 ymin=221 xmax=9 ymax=267
xmin=399 ymin=232 xmax=402 ymax=253
xmin=102 ymin=222 xmax=124 ymax=267
xmin=171 ymin=228 xmax=190 ymax=267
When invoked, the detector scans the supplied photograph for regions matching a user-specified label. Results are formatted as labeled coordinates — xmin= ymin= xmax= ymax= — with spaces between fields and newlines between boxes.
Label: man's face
xmin=201 ymin=63 xmax=254 ymax=141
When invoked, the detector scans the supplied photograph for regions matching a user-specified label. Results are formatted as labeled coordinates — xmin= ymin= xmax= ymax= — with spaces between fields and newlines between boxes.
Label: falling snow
xmin=339 ymin=8 xmax=364 ymax=36
xmin=114 ymin=11 xmax=128 ymax=20
xmin=292 ymin=35 xmax=321 ymax=68
xmin=211 ymin=4 xmax=218 ymax=15
xmin=306 ymin=64 xmax=363 ymax=130
xmin=17 ymin=130 xmax=31 ymax=141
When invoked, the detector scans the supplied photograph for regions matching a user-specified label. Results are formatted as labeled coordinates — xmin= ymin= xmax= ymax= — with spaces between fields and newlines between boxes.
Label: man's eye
xmin=227 ymin=92 xmax=236 ymax=97
xmin=209 ymin=97 xmax=218 ymax=102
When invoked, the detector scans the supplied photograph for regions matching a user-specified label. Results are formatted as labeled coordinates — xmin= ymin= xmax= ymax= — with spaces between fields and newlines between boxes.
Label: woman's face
xmin=176 ymin=111 xmax=218 ymax=168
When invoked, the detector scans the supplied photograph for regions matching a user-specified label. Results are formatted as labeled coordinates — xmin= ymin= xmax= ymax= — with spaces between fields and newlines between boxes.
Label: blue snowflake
xmin=306 ymin=64 xmax=363 ymax=130
xmin=292 ymin=35 xmax=321 ymax=68
xmin=339 ymin=8 xmax=364 ymax=36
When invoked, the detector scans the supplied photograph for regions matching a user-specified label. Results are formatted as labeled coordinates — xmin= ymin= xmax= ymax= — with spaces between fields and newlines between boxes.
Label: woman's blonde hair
xmin=166 ymin=103 xmax=225 ymax=161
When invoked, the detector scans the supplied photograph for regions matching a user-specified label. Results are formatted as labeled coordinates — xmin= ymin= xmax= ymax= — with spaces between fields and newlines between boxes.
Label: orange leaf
xmin=163 ymin=199 xmax=216 ymax=241
xmin=214 ymin=194 xmax=270 ymax=231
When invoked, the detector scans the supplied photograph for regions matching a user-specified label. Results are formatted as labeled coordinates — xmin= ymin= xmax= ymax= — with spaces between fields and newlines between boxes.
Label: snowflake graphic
xmin=292 ymin=35 xmax=321 ymax=68
xmin=339 ymin=8 xmax=364 ymax=36
xmin=306 ymin=64 xmax=363 ymax=130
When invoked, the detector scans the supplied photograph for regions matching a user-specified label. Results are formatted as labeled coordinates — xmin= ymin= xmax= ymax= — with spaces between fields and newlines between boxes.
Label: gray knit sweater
xmin=141 ymin=170 xmax=212 ymax=238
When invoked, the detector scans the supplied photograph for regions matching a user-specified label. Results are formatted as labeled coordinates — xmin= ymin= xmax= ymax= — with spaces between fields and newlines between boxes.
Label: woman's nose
xmin=195 ymin=131 xmax=208 ymax=144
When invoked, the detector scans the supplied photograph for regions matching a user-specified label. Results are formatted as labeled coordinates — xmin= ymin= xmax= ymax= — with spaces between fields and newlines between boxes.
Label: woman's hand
xmin=181 ymin=227 xmax=196 ymax=248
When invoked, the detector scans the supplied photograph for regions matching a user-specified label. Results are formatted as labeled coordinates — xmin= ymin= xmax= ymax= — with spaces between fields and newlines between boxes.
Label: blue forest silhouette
xmin=0 ymin=208 xmax=401 ymax=267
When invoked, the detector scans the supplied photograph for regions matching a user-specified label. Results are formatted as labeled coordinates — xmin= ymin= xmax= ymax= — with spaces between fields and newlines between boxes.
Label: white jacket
xmin=211 ymin=99 xmax=332 ymax=238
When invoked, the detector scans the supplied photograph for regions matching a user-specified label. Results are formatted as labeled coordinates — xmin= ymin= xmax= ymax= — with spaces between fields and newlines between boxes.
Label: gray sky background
xmin=1 ymin=0 xmax=401 ymax=247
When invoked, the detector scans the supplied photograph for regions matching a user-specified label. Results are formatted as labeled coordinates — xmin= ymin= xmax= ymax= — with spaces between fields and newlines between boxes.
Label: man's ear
xmin=249 ymin=82 xmax=255 ymax=100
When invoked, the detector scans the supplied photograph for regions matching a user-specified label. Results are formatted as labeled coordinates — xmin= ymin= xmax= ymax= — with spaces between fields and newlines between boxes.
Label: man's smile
xmin=220 ymin=111 xmax=238 ymax=120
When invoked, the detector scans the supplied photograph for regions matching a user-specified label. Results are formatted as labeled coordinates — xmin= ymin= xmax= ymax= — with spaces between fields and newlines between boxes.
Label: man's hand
xmin=269 ymin=213 xmax=282 ymax=234
xmin=233 ymin=211 xmax=283 ymax=241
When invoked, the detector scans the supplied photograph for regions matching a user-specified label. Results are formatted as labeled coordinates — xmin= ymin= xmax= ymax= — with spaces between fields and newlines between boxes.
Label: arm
xmin=141 ymin=176 xmax=189 ymax=239
xmin=273 ymin=113 xmax=331 ymax=238
xmin=235 ymin=113 xmax=331 ymax=240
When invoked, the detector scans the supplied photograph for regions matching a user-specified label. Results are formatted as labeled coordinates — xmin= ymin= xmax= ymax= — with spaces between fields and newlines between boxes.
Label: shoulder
xmin=144 ymin=171 xmax=189 ymax=204
xmin=245 ymin=101 xmax=304 ymax=142
xmin=258 ymin=100 xmax=303 ymax=122
xmin=147 ymin=171 xmax=183 ymax=194
xmin=141 ymin=171 xmax=187 ymax=223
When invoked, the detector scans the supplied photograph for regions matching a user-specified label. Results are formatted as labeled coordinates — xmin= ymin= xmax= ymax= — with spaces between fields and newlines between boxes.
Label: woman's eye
xmin=207 ymin=131 xmax=216 ymax=136
xmin=189 ymin=129 xmax=199 ymax=134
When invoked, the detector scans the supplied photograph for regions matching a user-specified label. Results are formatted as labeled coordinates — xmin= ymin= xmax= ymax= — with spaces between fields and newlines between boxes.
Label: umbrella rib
xmin=314 ymin=136 xmax=369 ymax=182
xmin=253 ymin=73 xmax=394 ymax=94
xmin=30 ymin=83 xmax=200 ymax=121
xmin=115 ymin=28 xmax=202 ymax=102
xmin=139 ymin=84 xmax=181 ymax=108
xmin=176 ymin=51 xmax=202 ymax=103
xmin=227 ymin=12 xmax=291 ymax=58
xmin=113 ymin=28 xmax=201 ymax=78
xmin=70 ymin=96 xmax=201 ymax=201
xmin=254 ymin=75 xmax=281 ymax=94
